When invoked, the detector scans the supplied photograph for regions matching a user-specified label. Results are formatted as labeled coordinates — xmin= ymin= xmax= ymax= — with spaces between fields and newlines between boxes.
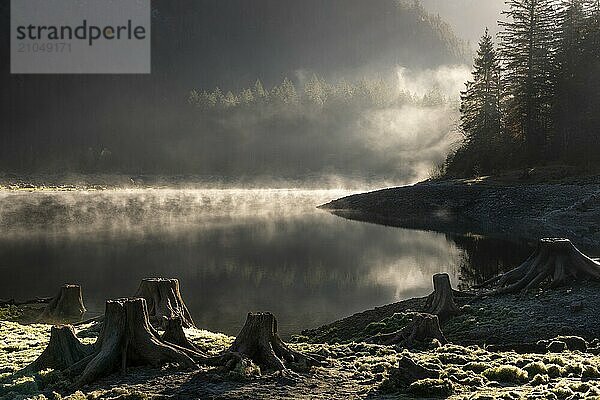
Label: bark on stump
xmin=424 ymin=273 xmax=461 ymax=323
xmin=369 ymin=313 xmax=447 ymax=348
xmin=26 ymin=325 xmax=92 ymax=372
xmin=161 ymin=316 xmax=202 ymax=353
xmin=134 ymin=278 xmax=195 ymax=328
xmin=477 ymin=238 xmax=600 ymax=294
xmin=65 ymin=298 xmax=197 ymax=386
xmin=38 ymin=285 xmax=86 ymax=324
xmin=222 ymin=312 xmax=319 ymax=373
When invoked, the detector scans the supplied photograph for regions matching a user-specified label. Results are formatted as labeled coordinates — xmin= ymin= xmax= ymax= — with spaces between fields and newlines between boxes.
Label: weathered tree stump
xmin=134 ymin=278 xmax=195 ymax=328
xmin=477 ymin=238 xmax=600 ymax=294
xmin=26 ymin=325 xmax=93 ymax=372
xmin=38 ymin=285 xmax=86 ymax=323
xmin=63 ymin=298 xmax=197 ymax=386
xmin=219 ymin=312 xmax=319 ymax=373
xmin=424 ymin=273 xmax=461 ymax=322
xmin=161 ymin=316 xmax=203 ymax=353
xmin=368 ymin=313 xmax=447 ymax=348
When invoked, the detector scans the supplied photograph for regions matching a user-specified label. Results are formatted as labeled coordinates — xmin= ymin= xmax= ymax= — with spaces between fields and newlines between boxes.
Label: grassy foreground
xmin=2 ymin=317 xmax=600 ymax=399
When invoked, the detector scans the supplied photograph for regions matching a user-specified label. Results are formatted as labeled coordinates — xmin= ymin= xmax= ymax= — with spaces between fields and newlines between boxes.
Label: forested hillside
xmin=0 ymin=0 xmax=468 ymax=179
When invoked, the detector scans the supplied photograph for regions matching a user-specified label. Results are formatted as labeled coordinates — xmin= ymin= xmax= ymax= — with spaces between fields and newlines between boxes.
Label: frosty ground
xmin=3 ymin=281 xmax=600 ymax=399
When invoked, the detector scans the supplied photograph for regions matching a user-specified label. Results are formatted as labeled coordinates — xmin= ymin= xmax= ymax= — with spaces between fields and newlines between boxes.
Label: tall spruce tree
xmin=458 ymin=29 xmax=503 ymax=173
xmin=554 ymin=0 xmax=588 ymax=158
xmin=579 ymin=0 xmax=600 ymax=162
xmin=499 ymin=0 xmax=560 ymax=161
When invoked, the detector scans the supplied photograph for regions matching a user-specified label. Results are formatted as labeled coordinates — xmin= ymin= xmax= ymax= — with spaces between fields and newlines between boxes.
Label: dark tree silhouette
xmin=499 ymin=0 xmax=560 ymax=161
xmin=554 ymin=0 xmax=589 ymax=160
xmin=446 ymin=0 xmax=600 ymax=176
xmin=447 ymin=29 xmax=502 ymax=175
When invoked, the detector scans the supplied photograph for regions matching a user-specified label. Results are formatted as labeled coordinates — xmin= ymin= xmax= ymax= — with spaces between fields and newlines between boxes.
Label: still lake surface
xmin=0 ymin=188 xmax=532 ymax=336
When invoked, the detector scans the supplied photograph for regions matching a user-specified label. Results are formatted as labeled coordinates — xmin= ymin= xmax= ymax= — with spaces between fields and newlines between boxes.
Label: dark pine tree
xmin=577 ymin=0 xmax=600 ymax=163
xmin=447 ymin=29 xmax=502 ymax=176
xmin=461 ymin=29 xmax=503 ymax=173
xmin=499 ymin=0 xmax=560 ymax=162
xmin=554 ymin=0 xmax=588 ymax=160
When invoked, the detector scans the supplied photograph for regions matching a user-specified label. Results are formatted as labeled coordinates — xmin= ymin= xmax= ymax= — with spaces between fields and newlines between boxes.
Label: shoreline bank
xmin=320 ymin=175 xmax=600 ymax=251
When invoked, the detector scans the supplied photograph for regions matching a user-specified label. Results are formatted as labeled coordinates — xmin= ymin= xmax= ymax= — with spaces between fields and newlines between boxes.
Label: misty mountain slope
xmin=0 ymin=1 xmax=469 ymax=179
xmin=153 ymin=0 xmax=469 ymax=86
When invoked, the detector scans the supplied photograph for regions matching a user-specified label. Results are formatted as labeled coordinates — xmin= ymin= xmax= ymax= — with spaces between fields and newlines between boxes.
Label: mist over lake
xmin=0 ymin=187 xmax=530 ymax=336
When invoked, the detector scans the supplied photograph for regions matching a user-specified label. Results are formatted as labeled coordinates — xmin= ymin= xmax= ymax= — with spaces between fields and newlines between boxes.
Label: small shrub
xmin=530 ymin=373 xmax=550 ymax=386
xmin=482 ymin=365 xmax=529 ymax=383
xmin=551 ymin=385 xmax=574 ymax=399
xmin=364 ymin=322 xmax=386 ymax=336
xmin=546 ymin=364 xmax=566 ymax=378
xmin=408 ymin=378 xmax=454 ymax=397
xmin=464 ymin=361 xmax=489 ymax=373
xmin=582 ymin=365 xmax=600 ymax=379
xmin=524 ymin=361 xmax=548 ymax=376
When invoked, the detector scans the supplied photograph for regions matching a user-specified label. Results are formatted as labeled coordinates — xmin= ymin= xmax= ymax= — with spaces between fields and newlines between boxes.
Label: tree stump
xmin=477 ymin=238 xmax=600 ymax=294
xmin=368 ymin=313 xmax=447 ymax=348
xmin=220 ymin=312 xmax=319 ymax=373
xmin=38 ymin=285 xmax=86 ymax=324
xmin=424 ymin=273 xmax=461 ymax=323
xmin=62 ymin=298 xmax=197 ymax=386
xmin=134 ymin=278 xmax=195 ymax=328
xmin=161 ymin=316 xmax=203 ymax=354
xmin=26 ymin=325 xmax=93 ymax=372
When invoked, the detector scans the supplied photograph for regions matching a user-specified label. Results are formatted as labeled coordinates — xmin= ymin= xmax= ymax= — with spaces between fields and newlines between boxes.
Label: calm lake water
xmin=0 ymin=188 xmax=532 ymax=336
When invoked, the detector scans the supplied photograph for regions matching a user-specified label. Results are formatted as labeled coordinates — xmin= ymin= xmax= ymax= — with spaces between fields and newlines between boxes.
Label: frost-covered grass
xmin=0 ymin=306 xmax=24 ymax=322
xmin=0 ymin=321 xmax=51 ymax=400
xmin=296 ymin=340 xmax=600 ymax=399
xmin=0 ymin=321 xmax=50 ymax=373
xmin=3 ymin=322 xmax=600 ymax=399
xmin=0 ymin=321 xmax=236 ymax=399
xmin=184 ymin=327 xmax=234 ymax=355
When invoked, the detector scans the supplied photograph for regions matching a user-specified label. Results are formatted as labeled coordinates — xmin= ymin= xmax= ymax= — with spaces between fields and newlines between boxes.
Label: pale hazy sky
xmin=421 ymin=0 xmax=506 ymax=45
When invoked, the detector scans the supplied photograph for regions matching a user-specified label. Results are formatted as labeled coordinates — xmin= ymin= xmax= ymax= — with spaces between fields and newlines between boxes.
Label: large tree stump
xmin=368 ymin=313 xmax=447 ymax=348
xmin=38 ymin=285 xmax=86 ymax=324
xmin=424 ymin=273 xmax=461 ymax=323
xmin=219 ymin=312 xmax=320 ymax=373
xmin=63 ymin=298 xmax=197 ymax=386
xmin=26 ymin=325 xmax=93 ymax=372
xmin=134 ymin=278 xmax=195 ymax=328
xmin=477 ymin=238 xmax=600 ymax=294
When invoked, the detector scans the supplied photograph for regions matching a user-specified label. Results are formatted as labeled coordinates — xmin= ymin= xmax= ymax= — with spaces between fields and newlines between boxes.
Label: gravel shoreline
xmin=321 ymin=176 xmax=600 ymax=251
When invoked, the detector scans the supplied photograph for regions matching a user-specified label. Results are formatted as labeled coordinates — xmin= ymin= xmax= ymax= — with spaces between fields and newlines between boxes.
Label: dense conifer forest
xmin=446 ymin=0 xmax=600 ymax=177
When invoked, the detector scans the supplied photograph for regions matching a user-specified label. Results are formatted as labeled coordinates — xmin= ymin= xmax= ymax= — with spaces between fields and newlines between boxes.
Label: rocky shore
xmin=321 ymin=172 xmax=600 ymax=251
xmin=302 ymin=282 xmax=600 ymax=349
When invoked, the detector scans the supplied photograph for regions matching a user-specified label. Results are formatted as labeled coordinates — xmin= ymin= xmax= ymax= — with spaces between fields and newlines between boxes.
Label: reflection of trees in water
xmin=446 ymin=234 xmax=533 ymax=288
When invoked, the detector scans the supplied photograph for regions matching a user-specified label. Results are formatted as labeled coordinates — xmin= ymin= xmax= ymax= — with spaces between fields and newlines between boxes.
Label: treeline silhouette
xmin=187 ymin=75 xmax=450 ymax=111
xmin=446 ymin=0 xmax=600 ymax=177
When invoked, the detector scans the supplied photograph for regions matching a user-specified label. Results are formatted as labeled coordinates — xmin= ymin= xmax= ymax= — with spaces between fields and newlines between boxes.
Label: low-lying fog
xmin=0 ymin=188 xmax=529 ymax=335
